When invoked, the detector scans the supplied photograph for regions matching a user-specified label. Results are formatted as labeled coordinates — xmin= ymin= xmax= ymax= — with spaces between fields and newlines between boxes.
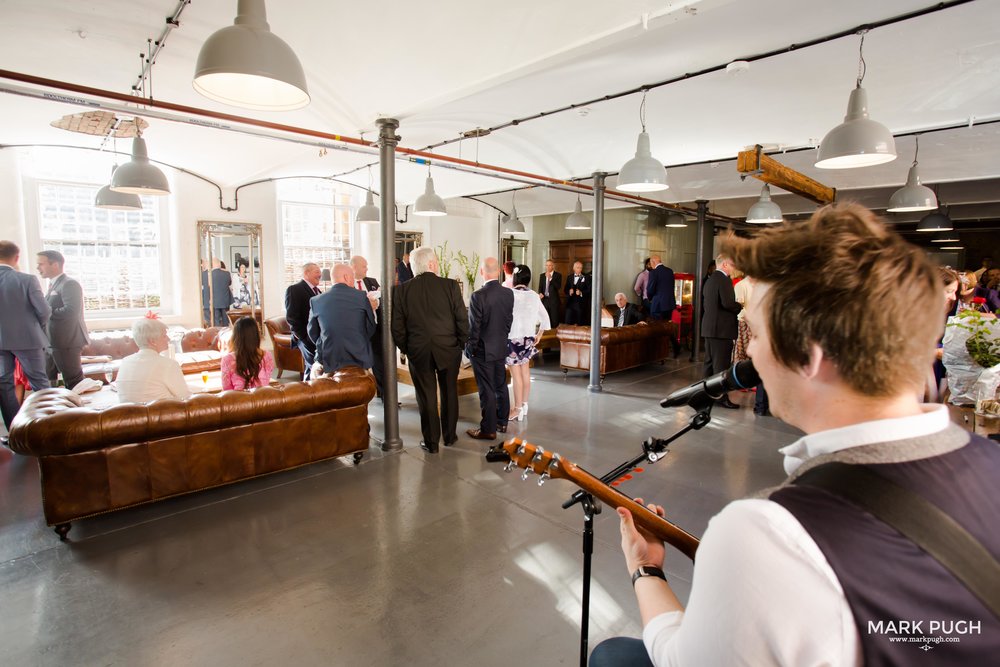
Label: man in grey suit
xmin=308 ymin=264 xmax=376 ymax=375
xmin=0 ymin=241 xmax=52 ymax=432
xmin=36 ymin=250 xmax=89 ymax=389
xmin=701 ymin=253 xmax=743 ymax=409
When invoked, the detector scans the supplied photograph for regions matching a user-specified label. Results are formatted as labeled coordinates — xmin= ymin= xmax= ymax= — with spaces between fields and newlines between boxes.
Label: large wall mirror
xmin=197 ymin=221 xmax=264 ymax=328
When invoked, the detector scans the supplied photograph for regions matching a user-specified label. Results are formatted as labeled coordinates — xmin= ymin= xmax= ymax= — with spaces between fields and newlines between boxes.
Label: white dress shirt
xmin=643 ymin=404 xmax=950 ymax=666
xmin=116 ymin=348 xmax=192 ymax=404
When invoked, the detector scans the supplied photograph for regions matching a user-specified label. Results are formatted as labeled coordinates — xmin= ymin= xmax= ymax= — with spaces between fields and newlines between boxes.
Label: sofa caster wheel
xmin=353 ymin=452 xmax=364 ymax=465
xmin=562 ymin=369 xmax=568 ymax=376
xmin=54 ymin=523 xmax=71 ymax=541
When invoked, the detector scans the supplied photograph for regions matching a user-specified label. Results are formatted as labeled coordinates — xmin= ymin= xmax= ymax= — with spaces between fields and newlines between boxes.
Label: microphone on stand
xmin=660 ymin=361 xmax=760 ymax=408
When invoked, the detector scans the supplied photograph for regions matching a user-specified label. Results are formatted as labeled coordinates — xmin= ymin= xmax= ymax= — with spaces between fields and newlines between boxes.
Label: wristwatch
xmin=631 ymin=565 xmax=667 ymax=586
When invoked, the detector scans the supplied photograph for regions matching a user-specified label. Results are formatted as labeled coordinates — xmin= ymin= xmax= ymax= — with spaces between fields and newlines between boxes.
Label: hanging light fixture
xmin=931 ymin=231 xmax=959 ymax=243
xmin=110 ymin=136 xmax=170 ymax=195
xmin=815 ymin=31 xmax=896 ymax=169
xmin=664 ymin=212 xmax=687 ymax=228
xmin=887 ymin=136 xmax=937 ymax=212
xmin=413 ymin=165 xmax=447 ymax=216
xmin=746 ymin=184 xmax=783 ymax=223
xmin=501 ymin=191 xmax=526 ymax=234
xmin=96 ymin=166 xmax=143 ymax=210
xmin=356 ymin=167 xmax=380 ymax=223
xmin=617 ymin=90 xmax=668 ymax=192
xmin=193 ymin=0 xmax=310 ymax=111
xmin=565 ymin=196 xmax=591 ymax=230
xmin=916 ymin=207 xmax=953 ymax=232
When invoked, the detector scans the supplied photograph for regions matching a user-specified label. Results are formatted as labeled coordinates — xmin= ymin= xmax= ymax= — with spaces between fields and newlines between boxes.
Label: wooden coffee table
xmin=396 ymin=360 xmax=509 ymax=396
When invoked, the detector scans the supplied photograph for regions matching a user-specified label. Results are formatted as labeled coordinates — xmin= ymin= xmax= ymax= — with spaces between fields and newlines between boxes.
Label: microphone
xmin=660 ymin=361 xmax=760 ymax=408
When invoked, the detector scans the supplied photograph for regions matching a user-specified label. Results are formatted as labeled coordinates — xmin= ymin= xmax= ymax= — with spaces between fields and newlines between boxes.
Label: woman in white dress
xmin=505 ymin=265 xmax=551 ymax=421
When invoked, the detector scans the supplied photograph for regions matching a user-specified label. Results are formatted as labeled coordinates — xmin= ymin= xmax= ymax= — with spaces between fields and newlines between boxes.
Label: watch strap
xmin=631 ymin=565 xmax=667 ymax=586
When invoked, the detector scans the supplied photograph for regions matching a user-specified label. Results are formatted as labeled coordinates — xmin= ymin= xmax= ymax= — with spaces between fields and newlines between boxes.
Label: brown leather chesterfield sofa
xmin=557 ymin=320 xmax=676 ymax=377
xmin=7 ymin=368 xmax=375 ymax=539
xmin=264 ymin=316 xmax=305 ymax=379
xmin=81 ymin=327 xmax=223 ymax=381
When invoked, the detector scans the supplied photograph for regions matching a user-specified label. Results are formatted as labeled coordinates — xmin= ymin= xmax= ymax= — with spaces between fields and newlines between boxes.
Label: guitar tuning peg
xmin=537 ymin=472 xmax=549 ymax=486
xmin=504 ymin=460 xmax=517 ymax=473
xmin=521 ymin=467 xmax=534 ymax=481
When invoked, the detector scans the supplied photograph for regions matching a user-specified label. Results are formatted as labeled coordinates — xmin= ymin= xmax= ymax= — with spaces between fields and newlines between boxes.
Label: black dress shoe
xmin=419 ymin=441 xmax=439 ymax=453
xmin=716 ymin=397 xmax=740 ymax=409
xmin=753 ymin=408 xmax=771 ymax=417
xmin=466 ymin=428 xmax=497 ymax=440
xmin=497 ymin=423 xmax=507 ymax=434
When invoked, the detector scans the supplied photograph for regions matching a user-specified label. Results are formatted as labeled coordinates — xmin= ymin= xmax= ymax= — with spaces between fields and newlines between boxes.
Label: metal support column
xmin=588 ymin=172 xmax=607 ymax=392
xmin=691 ymin=200 xmax=710 ymax=364
xmin=377 ymin=118 xmax=403 ymax=452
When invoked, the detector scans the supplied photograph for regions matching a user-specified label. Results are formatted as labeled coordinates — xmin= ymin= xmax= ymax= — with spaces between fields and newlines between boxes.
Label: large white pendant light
xmin=565 ymin=196 xmax=591 ymax=230
xmin=746 ymin=184 xmax=783 ymax=223
xmin=916 ymin=208 xmax=953 ymax=232
xmin=617 ymin=91 xmax=668 ymax=192
xmin=815 ymin=32 xmax=896 ymax=169
xmin=110 ymin=137 xmax=170 ymax=195
xmin=193 ymin=0 xmax=310 ymax=111
xmin=356 ymin=190 xmax=380 ymax=224
xmin=96 ymin=166 xmax=142 ymax=210
xmin=887 ymin=136 xmax=937 ymax=212
xmin=413 ymin=170 xmax=447 ymax=216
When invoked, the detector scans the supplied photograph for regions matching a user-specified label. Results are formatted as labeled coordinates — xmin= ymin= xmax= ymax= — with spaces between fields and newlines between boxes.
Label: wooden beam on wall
xmin=737 ymin=145 xmax=836 ymax=204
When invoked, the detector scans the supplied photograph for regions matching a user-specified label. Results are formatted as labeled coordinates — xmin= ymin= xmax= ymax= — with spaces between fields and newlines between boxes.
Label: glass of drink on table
xmin=201 ymin=371 xmax=209 ymax=387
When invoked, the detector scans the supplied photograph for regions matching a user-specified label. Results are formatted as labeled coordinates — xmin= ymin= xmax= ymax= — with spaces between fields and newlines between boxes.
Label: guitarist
xmin=592 ymin=203 xmax=999 ymax=666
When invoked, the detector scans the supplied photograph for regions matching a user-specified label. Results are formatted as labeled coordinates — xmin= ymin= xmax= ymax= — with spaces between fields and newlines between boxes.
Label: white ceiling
xmin=1 ymin=0 xmax=999 ymax=224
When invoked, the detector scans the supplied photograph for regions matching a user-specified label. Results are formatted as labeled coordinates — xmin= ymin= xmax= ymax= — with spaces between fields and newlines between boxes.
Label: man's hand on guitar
xmin=618 ymin=497 xmax=667 ymax=573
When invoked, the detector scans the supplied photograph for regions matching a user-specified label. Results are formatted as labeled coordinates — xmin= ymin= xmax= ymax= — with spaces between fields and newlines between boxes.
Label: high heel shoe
xmin=521 ymin=403 xmax=528 ymax=417
xmin=508 ymin=406 xmax=524 ymax=422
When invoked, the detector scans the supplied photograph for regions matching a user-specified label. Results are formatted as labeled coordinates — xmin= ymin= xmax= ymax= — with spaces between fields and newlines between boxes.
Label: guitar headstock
xmin=501 ymin=438 xmax=568 ymax=484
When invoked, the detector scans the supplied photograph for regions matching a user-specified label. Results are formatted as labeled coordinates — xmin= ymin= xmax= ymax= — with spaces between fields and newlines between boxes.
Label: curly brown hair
xmin=720 ymin=202 xmax=941 ymax=397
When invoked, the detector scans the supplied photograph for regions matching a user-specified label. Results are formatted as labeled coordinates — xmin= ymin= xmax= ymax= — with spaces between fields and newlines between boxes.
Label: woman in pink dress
xmin=221 ymin=317 xmax=274 ymax=391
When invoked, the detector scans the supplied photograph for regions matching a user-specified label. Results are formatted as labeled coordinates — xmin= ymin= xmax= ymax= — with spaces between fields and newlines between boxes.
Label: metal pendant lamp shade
xmin=664 ymin=213 xmax=687 ymax=228
xmin=193 ymin=0 xmax=310 ymax=111
xmin=618 ymin=131 xmax=668 ymax=192
xmin=502 ymin=206 xmax=526 ymax=234
xmin=95 ymin=166 xmax=142 ymax=210
xmin=110 ymin=138 xmax=170 ymax=195
xmin=356 ymin=190 xmax=380 ymax=223
xmin=887 ymin=163 xmax=937 ymax=213
xmin=931 ymin=231 xmax=959 ymax=243
xmin=413 ymin=176 xmax=447 ymax=216
xmin=564 ymin=197 xmax=591 ymax=230
xmin=916 ymin=208 xmax=953 ymax=232
xmin=815 ymin=86 xmax=896 ymax=169
xmin=746 ymin=184 xmax=782 ymax=223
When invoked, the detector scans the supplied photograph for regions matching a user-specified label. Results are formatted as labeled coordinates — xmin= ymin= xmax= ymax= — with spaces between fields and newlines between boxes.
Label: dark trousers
xmin=0 ymin=348 xmax=50 ymax=430
xmin=589 ymin=637 xmax=653 ymax=667
xmin=46 ymin=347 xmax=84 ymax=389
xmin=754 ymin=382 xmax=770 ymax=414
xmin=565 ymin=298 xmax=590 ymax=326
xmin=703 ymin=336 xmax=735 ymax=377
xmin=370 ymin=338 xmax=384 ymax=397
xmin=542 ymin=295 xmax=560 ymax=327
xmin=213 ymin=308 xmax=228 ymax=327
xmin=297 ymin=341 xmax=316 ymax=381
xmin=410 ymin=356 xmax=459 ymax=446
xmin=471 ymin=357 xmax=508 ymax=434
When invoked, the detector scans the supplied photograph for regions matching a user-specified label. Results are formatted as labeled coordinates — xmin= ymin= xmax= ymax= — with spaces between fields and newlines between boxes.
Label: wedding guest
xmin=502 ymin=260 xmax=516 ymax=288
xmin=506 ymin=265 xmax=551 ymax=422
xmin=221 ymin=316 xmax=274 ymax=391
xmin=116 ymin=317 xmax=191 ymax=403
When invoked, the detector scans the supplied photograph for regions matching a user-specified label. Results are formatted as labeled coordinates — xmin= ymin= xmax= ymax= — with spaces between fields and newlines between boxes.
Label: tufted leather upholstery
xmin=80 ymin=329 xmax=224 ymax=382
xmin=180 ymin=327 xmax=223 ymax=352
xmin=265 ymin=316 xmax=304 ymax=379
xmin=557 ymin=320 xmax=675 ymax=375
xmin=82 ymin=336 xmax=139 ymax=360
xmin=7 ymin=368 xmax=375 ymax=528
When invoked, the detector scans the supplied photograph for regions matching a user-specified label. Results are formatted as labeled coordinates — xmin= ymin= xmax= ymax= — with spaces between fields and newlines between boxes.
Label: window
xmin=279 ymin=179 xmax=356 ymax=286
xmin=37 ymin=181 xmax=163 ymax=313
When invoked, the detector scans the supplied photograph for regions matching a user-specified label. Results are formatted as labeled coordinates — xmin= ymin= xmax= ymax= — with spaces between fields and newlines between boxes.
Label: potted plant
xmin=435 ymin=241 xmax=455 ymax=280
xmin=944 ymin=307 xmax=1000 ymax=406
xmin=455 ymin=250 xmax=480 ymax=296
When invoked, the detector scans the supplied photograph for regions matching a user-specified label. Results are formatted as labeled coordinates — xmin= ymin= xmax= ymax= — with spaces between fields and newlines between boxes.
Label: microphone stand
xmin=562 ymin=398 xmax=714 ymax=667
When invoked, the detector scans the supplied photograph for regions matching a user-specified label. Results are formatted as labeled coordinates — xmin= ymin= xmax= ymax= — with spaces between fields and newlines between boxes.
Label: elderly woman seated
xmin=115 ymin=317 xmax=192 ymax=403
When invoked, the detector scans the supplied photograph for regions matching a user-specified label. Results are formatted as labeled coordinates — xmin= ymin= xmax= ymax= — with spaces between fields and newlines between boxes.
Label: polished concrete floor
xmin=0 ymin=356 xmax=802 ymax=666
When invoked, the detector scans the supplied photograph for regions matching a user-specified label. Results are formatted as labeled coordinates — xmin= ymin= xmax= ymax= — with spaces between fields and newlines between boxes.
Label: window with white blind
xmin=278 ymin=179 xmax=355 ymax=286
xmin=36 ymin=181 xmax=163 ymax=313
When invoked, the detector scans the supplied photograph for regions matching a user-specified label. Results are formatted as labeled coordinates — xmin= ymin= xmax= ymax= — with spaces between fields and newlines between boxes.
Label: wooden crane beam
xmin=737 ymin=145 xmax=836 ymax=205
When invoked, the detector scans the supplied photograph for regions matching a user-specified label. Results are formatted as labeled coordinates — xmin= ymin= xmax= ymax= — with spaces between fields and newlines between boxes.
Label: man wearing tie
xmin=308 ymin=264 xmax=376 ymax=377
xmin=395 ymin=252 xmax=414 ymax=285
xmin=350 ymin=255 xmax=385 ymax=398
xmin=564 ymin=261 xmax=591 ymax=326
xmin=611 ymin=292 xmax=642 ymax=327
xmin=36 ymin=250 xmax=89 ymax=389
xmin=0 ymin=241 xmax=51 ymax=434
xmin=284 ymin=262 xmax=322 ymax=380
xmin=537 ymin=258 xmax=561 ymax=327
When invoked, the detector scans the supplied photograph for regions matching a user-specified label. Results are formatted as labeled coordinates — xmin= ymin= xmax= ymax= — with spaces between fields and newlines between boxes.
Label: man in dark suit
xmin=395 ymin=252 xmax=413 ymax=285
xmin=351 ymin=255 xmax=385 ymax=397
xmin=0 ymin=241 xmax=51 ymax=432
xmin=702 ymin=253 xmax=743 ymax=409
xmin=537 ymin=258 xmax=562 ymax=327
xmin=209 ymin=259 xmax=233 ymax=326
xmin=465 ymin=257 xmax=514 ymax=440
xmin=285 ymin=262 xmax=323 ymax=380
xmin=391 ymin=246 xmax=469 ymax=453
xmin=646 ymin=254 xmax=676 ymax=320
xmin=564 ymin=261 xmax=591 ymax=325
xmin=308 ymin=264 xmax=376 ymax=376
xmin=36 ymin=250 xmax=89 ymax=389
xmin=610 ymin=292 xmax=643 ymax=327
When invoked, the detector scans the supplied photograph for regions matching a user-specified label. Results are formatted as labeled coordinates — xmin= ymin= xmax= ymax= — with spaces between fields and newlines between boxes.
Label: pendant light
xmin=745 ymin=184 xmax=782 ymax=223
xmin=887 ymin=136 xmax=937 ymax=212
xmin=194 ymin=0 xmax=310 ymax=111
xmin=96 ymin=166 xmax=142 ymax=210
xmin=931 ymin=231 xmax=959 ymax=243
xmin=565 ymin=196 xmax=591 ymax=230
xmin=617 ymin=91 xmax=668 ymax=192
xmin=110 ymin=136 xmax=170 ymax=195
xmin=815 ymin=32 xmax=896 ymax=169
xmin=356 ymin=167 xmax=380 ymax=223
xmin=664 ymin=213 xmax=687 ymax=228
xmin=916 ymin=207 xmax=953 ymax=232
xmin=413 ymin=166 xmax=447 ymax=216
xmin=501 ymin=192 xmax=526 ymax=234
